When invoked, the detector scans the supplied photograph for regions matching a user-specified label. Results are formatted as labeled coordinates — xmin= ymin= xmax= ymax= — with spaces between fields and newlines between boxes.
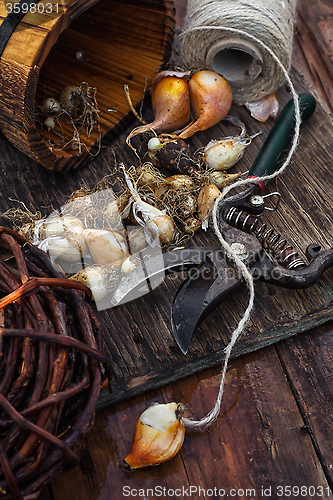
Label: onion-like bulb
xmin=126 ymin=77 xmax=191 ymax=145
xmin=164 ymin=174 xmax=194 ymax=191
xmin=125 ymin=403 xmax=185 ymax=469
xmin=39 ymin=216 xmax=88 ymax=262
xmin=44 ymin=116 xmax=56 ymax=131
xmin=127 ymin=227 xmax=148 ymax=254
xmin=70 ymin=264 xmax=122 ymax=301
xmin=204 ymin=137 xmax=252 ymax=170
xmin=148 ymin=134 xmax=200 ymax=175
xmin=145 ymin=212 xmax=175 ymax=246
xmin=83 ymin=228 xmax=129 ymax=265
xmin=40 ymin=97 xmax=61 ymax=115
xmin=208 ymin=171 xmax=242 ymax=190
xmin=178 ymin=70 xmax=232 ymax=139
xmin=122 ymin=165 xmax=175 ymax=246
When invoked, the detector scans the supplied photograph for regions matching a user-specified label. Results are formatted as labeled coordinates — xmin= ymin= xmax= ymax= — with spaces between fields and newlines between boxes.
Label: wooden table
xmin=5 ymin=0 xmax=333 ymax=498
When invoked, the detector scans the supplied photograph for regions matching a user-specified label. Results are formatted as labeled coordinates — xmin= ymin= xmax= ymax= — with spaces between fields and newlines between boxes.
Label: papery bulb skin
xmin=197 ymin=184 xmax=221 ymax=222
xmin=40 ymin=216 xmax=88 ymax=262
xmin=208 ymin=171 xmax=242 ymax=190
xmin=245 ymin=92 xmax=279 ymax=122
xmin=125 ymin=403 xmax=185 ymax=469
xmin=71 ymin=266 xmax=108 ymax=301
xmin=126 ymin=77 xmax=191 ymax=145
xmin=180 ymin=217 xmax=202 ymax=235
xmin=204 ymin=137 xmax=251 ymax=170
xmin=83 ymin=229 xmax=128 ymax=265
xmin=127 ymin=227 xmax=148 ymax=254
xmin=179 ymin=70 xmax=232 ymax=139
xmin=71 ymin=264 xmax=122 ymax=301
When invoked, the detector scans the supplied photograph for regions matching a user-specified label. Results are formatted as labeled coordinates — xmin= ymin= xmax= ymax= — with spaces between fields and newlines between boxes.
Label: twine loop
xmin=181 ymin=6 xmax=301 ymax=429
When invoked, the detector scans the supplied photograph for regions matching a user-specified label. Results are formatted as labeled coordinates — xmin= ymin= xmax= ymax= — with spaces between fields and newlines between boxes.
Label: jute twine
xmin=182 ymin=33 xmax=301 ymax=430
xmin=179 ymin=0 xmax=297 ymax=104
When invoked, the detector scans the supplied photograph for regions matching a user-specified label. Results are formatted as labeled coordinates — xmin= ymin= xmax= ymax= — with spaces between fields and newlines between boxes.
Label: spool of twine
xmin=178 ymin=0 xmax=297 ymax=104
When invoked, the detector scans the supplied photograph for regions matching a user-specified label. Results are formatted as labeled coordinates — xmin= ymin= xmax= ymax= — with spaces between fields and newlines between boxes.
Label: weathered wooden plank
xmin=276 ymin=323 xmax=333 ymax=482
xmin=293 ymin=0 xmax=333 ymax=112
xmin=50 ymin=348 xmax=331 ymax=499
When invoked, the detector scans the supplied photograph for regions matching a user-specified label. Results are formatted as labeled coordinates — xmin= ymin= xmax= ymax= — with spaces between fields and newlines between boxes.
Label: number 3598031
xmin=5 ymin=3 xmax=61 ymax=14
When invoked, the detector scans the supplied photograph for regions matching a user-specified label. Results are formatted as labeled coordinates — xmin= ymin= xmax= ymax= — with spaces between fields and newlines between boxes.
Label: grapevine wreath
xmin=0 ymin=227 xmax=112 ymax=500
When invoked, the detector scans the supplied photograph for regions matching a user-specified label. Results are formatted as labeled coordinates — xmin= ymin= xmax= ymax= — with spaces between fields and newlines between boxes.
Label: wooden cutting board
xmin=0 ymin=69 xmax=332 ymax=408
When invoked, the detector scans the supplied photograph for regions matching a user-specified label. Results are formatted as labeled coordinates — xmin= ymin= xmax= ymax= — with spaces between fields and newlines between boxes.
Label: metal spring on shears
xmin=224 ymin=206 xmax=305 ymax=270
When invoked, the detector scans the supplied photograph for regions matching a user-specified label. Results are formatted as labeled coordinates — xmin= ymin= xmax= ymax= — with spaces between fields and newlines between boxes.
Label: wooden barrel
xmin=0 ymin=0 xmax=175 ymax=171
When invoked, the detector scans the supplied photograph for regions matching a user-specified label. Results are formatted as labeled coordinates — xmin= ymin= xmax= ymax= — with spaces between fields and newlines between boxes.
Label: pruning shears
xmin=112 ymin=93 xmax=333 ymax=354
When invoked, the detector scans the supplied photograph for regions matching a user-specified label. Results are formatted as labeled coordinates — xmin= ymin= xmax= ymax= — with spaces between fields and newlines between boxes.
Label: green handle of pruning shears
xmin=248 ymin=92 xmax=316 ymax=181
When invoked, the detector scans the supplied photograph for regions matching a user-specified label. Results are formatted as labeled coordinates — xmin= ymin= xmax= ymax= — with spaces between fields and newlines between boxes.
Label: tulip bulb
xmin=181 ymin=217 xmax=202 ymax=235
xmin=208 ymin=171 xmax=242 ymax=190
xmin=197 ymin=184 xmax=221 ymax=223
xmin=63 ymin=190 xmax=125 ymax=231
xmin=44 ymin=115 xmax=56 ymax=131
xmin=59 ymin=85 xmax=81 ymax=115
xmin=245 ymin=92 xmax=279 ymax=122
xmin=41 ymin=216 xmax=85 ymax=239
xmin=71 ymin=266 xmax=107 ymax=301
xmin=83 ymin=228 xmax=128 ymax=265
xmin=125 ymin=403 xmax=185 ymax=469
xmin=204 ymin=137 xmax=252 ymax=170
xmin=164 ymin=174 xmax=194 ymax=191
xmin=121 ymin=257 xmax=136 ymax=274
xmin=145 ymin=213 xmax=175 ymax=246
xmin=122 ymin=165 xmax=175 ymax=246
xmin=44 ymin=236 xmax=85 ymax=262
xmin=135 ymin=163 xmax=164 ymax=189
xmin=106 ymin=193 xmax=131 ymax=224
xmin=178 ymin=70 xmax=232 ymax=139
xmin=40 ymin=216 xmax=88 ymax=262
xmin=177 ymin=193 xmax=197 ymax=219
xmin=127 ymin=227 xmax=148 ymax=254
xmin=126 ymin=77 xmax=191 ymax=145
xmin=40 ymin=97 xmax=61 ymax=115
xmin=71 ymin=264 xmax=122 ymax=301
xmin=148 ymin=134 xmax=199 ymax=175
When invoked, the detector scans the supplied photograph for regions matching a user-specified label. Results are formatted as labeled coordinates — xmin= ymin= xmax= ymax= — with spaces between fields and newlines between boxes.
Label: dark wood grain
xmin=276 ymin=323 xmax=333 ymax=485
xmin=293 ymin=0 xmax=333 ymax=113
xmin=50 ymin=348 xmax=331 ymax=499
xmin=47 ymin=0 xmax=333 ymax=498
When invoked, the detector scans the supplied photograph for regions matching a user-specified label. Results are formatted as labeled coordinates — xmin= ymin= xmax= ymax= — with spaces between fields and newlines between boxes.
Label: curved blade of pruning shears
xmin=171 ymin=254 xmax=244 ymax=353
xmin=111 ymin=247 xmax=220 ymax=306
